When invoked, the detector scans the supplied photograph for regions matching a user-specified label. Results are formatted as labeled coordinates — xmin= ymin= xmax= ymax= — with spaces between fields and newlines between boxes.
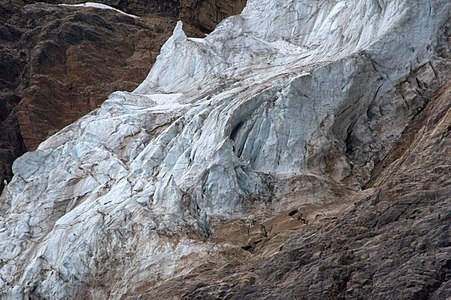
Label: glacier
xmin=0 ymin=0 xmax=449 ymax=298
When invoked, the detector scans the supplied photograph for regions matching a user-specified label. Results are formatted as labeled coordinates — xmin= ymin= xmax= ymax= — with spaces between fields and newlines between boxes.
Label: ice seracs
xmin=1 ymin=0 xmax=449 ymax=298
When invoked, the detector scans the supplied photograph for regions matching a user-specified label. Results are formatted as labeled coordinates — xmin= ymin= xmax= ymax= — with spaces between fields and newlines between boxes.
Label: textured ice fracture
xmin=0 ymin=0 xmax=449 ymax=298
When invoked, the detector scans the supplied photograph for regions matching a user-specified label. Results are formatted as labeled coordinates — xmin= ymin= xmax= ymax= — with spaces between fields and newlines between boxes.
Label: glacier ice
xmin=0 ymin=0 xmax=449 ymax=298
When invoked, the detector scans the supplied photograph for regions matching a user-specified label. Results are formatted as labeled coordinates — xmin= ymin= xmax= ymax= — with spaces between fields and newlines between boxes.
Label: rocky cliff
xmin=24 ymin=0 xmax=247 ymax=32
xmin=0 ymin=0 xmax=450 ymax=299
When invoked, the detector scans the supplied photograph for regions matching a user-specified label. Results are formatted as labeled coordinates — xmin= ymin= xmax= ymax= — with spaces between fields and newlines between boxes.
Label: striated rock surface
xmin=179 ymin=0 xmax=247 ymax=32
xmin=27 ymin=0 xmax=247 ymax=32
xmin=0 ymin=0 xmax=236 ymax=189
xmin=0 ymin=0 xmax=450 ymax=299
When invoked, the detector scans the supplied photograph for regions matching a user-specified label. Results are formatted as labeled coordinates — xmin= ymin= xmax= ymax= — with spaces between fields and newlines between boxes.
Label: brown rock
xmin=180 ymin=0 xmax=247 ymax=32
xmin=24 ymin=0 xmax=246 ymax=31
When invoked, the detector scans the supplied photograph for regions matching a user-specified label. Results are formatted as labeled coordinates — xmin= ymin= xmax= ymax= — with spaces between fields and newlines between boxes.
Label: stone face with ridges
xmin=25 ymin=0 xmax=247 ymax=31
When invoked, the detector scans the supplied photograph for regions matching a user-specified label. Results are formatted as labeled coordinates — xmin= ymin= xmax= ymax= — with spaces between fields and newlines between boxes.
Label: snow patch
xmin=59 ymin=2 xmax=138 ymax=18
xmin=270 ymin=40 xmax=311 ymax=55
xmin=147 ymin=93 xmax=187 ymax=111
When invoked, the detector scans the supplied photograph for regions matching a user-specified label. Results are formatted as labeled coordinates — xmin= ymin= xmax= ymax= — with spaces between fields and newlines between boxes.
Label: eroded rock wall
xmin=23 ymin=0 xmax=246 ymax=31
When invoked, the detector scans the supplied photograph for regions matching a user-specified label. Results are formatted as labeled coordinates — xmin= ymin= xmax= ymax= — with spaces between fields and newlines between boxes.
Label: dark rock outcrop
xmin=24 ymin=0 xmax=247 ymax=32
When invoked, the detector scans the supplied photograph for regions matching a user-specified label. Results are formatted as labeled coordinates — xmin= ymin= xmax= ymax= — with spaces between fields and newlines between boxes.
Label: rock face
xmin=26 ymin=0 xmax=247 ymax=32
xmin=0 ymin=0 xmax=450 ymax=299
xmin=0 ymin=0 xmax=239 ymax=190
xmin=179 ymin=0 xmax=247 ymax=32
